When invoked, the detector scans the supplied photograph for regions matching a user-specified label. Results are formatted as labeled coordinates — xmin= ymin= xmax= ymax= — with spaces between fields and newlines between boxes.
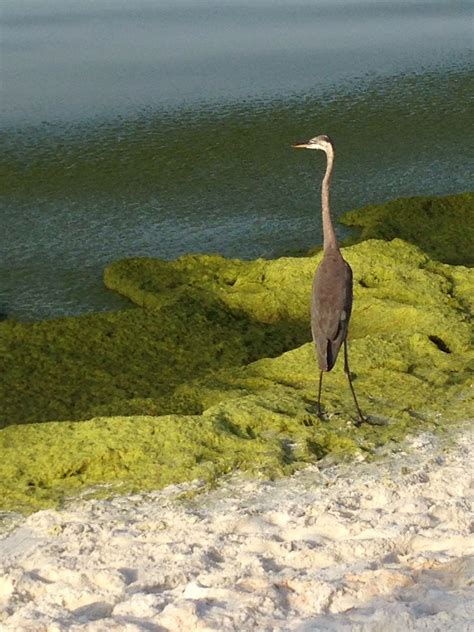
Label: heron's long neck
xmin=321 ymin=148 xmax=338 ymax=251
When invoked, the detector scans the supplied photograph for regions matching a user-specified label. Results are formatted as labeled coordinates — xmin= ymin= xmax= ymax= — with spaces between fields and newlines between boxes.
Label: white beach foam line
xmin=0 ymin=427 xmax=473 ymax=631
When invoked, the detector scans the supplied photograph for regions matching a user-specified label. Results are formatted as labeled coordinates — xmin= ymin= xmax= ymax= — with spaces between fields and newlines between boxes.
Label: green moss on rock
xmin=0 ymin=413 xmax=289 ymax=513
xmin=104 ymin=252 xmax=314 ymax=325
xmin=340 ymin=192 xmax=474 ymax=266
xmin=1 ymin=235 xmax=473 ymax=514
xmin=1 ymin=322 xmax=471 ymax=513
xmin=0 ymin=294 xmax=306 ymax=427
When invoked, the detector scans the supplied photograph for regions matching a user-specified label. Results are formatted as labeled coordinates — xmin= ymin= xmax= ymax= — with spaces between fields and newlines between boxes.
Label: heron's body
xmin=292 ymin=134 xmax=365 ymax=424
xmin=312 ymin=249 xmax=352 ymax=371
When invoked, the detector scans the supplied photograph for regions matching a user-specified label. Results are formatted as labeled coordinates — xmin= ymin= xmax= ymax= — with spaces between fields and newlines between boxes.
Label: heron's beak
xmin=291 ymin=142 xmax=310 ymax=149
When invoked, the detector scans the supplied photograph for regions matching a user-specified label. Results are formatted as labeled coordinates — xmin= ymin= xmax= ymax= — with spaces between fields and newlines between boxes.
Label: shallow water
xmin=1 ymin=1 xmax=472 ymax=321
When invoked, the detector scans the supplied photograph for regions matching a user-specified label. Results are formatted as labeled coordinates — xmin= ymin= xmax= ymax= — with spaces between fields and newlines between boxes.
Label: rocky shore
xmin=0 ymin=193 xmax=472 ymax=516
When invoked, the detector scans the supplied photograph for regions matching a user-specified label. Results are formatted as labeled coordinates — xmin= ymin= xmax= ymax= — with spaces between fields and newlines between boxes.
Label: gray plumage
xmin=312 ymin=249 xmax=352 ymax=371
xmin=292 ymin=134 xmax=365 ymax=425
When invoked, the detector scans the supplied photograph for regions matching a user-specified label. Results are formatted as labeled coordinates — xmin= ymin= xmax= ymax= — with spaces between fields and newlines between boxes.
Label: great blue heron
xmin=292 ymin=134 xmax=365 ymax=426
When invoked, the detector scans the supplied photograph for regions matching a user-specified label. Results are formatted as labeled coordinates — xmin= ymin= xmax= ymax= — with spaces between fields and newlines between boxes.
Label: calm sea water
xmin=1 ymin=1 xmax=472 ymax=321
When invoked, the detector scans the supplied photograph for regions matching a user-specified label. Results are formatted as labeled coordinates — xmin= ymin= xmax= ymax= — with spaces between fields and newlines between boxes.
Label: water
xmin=1 ymin=1 xmax=472 ymax=321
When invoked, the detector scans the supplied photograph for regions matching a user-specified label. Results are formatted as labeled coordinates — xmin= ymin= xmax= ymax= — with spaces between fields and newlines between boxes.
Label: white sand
xmin=0 ymin=427 xmax=473 ymax=631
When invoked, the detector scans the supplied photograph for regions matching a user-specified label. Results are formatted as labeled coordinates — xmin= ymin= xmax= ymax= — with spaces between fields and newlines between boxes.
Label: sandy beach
xmin=0 ymin=425 xmax=472 ymax=631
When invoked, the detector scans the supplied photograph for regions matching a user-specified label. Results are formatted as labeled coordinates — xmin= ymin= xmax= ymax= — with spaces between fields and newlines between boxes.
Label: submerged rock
xmin=1 ymin=236 xmax=472 ymax=514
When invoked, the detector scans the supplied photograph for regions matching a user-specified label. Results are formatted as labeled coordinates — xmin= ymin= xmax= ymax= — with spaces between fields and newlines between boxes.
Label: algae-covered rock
xmin=340 ymin=192 xmax=474 ymax=266
xmin=104 ymin=252 xmax=314 ymax=325
xmin=105 ymin=238 xmax=472 ymax=354
xmin=1 ymin=237 xmax=473 ymax=514
xmin=0 ymin=413 xmax=289 ymax=513
xmin=0 ymin=295 xmax=306 ymax=427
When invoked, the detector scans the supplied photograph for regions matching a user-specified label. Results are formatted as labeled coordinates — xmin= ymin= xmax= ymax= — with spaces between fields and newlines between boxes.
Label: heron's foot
xmin=316 ymin=407 xmax=329 ymax=422
xmin=302 ymin=397 xmax=326 ymax=420
xmin=353 ymin=416 xmax=365 ymax=428
xmin=354 ymin=411 xmax=388 ymax=427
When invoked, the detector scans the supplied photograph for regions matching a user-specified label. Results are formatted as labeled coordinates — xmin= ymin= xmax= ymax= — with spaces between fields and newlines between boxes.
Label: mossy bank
xmin=1 ymin=194 xmax=473 ymax=514
xmin=340 ymin=192 xmax=474 ymax=266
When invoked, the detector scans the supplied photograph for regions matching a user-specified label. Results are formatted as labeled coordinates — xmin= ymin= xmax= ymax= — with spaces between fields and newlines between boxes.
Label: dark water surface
xmin=1 ymin=1 xmax=472 ymax=320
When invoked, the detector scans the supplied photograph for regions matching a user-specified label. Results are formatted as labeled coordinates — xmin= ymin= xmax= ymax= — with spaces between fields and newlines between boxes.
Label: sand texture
xmin=1 ymin=427 xmax=472 ymax=631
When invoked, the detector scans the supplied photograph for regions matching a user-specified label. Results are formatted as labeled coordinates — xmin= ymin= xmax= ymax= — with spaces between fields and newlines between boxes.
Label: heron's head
xmin=292 ymin=134 xmax=334 ymax=152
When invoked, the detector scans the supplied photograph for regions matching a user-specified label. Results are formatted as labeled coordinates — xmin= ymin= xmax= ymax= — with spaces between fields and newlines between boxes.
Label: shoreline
xmin=2 ymin=192 xmax=473 ymax=326
xmin=1 ymin=423 xmax=472 ymax=630
xmin=1 ymin=228 xmax=473 ymax=515
xmin=1 ymin=191 xmax=473 ymax=628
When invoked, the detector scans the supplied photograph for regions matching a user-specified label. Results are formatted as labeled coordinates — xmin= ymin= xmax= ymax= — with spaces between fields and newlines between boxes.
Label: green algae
xmin=0 ymin=295 xmax=306 ymax=427
xmin=104 ymin=253 xmax=314 ymax=325
xmin=340 ymin=192 xmax=474 ymax=266
xmin=0 ymin=414 xmax=289 ymax=513
xmin=1 ymin=325 xmax=471 ymax=513
xmin=1 ymin=235 xmax=473 ymax=514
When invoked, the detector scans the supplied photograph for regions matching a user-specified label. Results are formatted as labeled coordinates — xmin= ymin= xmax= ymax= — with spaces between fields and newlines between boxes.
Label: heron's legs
xmin=343 ymin=339 xmax=365 ymax=426
xmin=317 ymin=371 xmax=324 ymax=417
